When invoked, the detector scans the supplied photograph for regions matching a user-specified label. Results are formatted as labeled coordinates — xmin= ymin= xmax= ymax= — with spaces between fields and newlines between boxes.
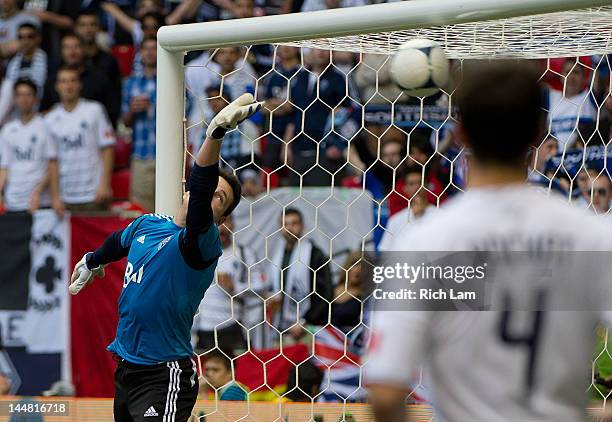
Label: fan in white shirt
xmin=0 ymin=79 xmax=61 ymax=215
xmin=44 ymin=66 xmax=115 ymax=210
xmin=548 ymin=59 xmax=597 ymax=151
xmin=366 ymin=61 xmax=612 ymax=422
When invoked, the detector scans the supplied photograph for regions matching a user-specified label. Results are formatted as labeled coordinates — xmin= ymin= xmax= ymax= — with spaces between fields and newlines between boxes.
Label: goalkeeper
xmin=70 ymin=94 xmax=262 ymax=422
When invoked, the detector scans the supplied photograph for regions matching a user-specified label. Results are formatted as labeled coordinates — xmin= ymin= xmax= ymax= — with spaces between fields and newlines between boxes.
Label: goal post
xmin=154 ymin=0 xmax=612 ymax=215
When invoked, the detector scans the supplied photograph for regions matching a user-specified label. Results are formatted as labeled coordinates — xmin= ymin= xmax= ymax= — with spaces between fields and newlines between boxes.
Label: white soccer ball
xmin=389 ymin=39 xmax=450 ymax=97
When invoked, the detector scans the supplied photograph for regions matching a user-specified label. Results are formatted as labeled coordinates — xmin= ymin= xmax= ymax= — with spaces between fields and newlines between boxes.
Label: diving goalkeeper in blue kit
xmin=69 ymin=94 xmax=263 ymax=422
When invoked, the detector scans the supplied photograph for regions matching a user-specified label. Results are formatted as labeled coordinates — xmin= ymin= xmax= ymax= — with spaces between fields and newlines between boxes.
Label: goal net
xmin=155 ymin=1 xmax=612 ymax=420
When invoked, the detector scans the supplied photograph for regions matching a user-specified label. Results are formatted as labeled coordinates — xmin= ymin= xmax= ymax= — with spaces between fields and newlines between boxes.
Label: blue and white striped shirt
xmin=122 ymin=73 xmax=156 ymax=160
xmin=6 ymin=48 xmax=47 ymax=92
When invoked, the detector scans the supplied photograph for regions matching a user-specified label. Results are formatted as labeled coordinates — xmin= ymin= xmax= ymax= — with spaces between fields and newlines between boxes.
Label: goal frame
xmin=154 ymin=0 xmax=610 ymax=215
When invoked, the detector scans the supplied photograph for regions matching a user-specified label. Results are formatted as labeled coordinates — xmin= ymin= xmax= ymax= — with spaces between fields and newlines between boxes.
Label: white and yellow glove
xmin=69 ymin=253 xmax=105 ymax=295
xmin=206 ymin=93 xmax=264 ymax=140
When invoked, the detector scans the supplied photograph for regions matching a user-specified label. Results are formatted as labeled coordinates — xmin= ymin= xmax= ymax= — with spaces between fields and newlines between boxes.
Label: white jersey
xmin=0 ymin=115 xmax=52 ymax=211
xmin=195 ymin=243 xmax=266 ymax=331
xmin=44 ymin=99 xmax=115 ymax=204
xmin=366 ymin=185 xmax=612 ymax=422
xmin=548 ymin=89 xmax=596 ymax=151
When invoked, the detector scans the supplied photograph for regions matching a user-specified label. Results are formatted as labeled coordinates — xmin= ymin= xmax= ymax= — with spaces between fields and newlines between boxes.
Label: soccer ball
xmin=389 ymin=39 xmax=450 ymax=97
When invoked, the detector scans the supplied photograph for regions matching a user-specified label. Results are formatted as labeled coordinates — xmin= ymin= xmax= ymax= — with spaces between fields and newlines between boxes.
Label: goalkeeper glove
xmin=69 ymin=253 xmax=105 ymax=295
xmin=206 ymin=93 xmax=264 ymax=140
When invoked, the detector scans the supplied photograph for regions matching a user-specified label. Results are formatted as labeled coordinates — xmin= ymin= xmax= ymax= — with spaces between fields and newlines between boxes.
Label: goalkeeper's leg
xmin=113 ymin=356 xmax=198 ymax=422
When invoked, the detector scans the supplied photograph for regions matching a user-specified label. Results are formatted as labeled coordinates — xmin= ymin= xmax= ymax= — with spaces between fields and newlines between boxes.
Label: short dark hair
xmin=76 ymin=11 xmax=99 ymax=21
xmin=57 ymin=64 xmax=81 ymax=77
xmin=205 ymin=349 xmax=233 ymax=371
xmin=18 ymin=22 xmax=39 ymax=33
xmin=284 ymin=207 xmax=303 ymax=223
xmin=14 ymin=78 xmax=37 ymax=94
xmin=455 ymin=61 xmax=545 ymax=165
xmin=140 ymin=11 xmax=164 ymax=26
xmin=219 ymin=168 xmax=242 ymax=217
xmin=141 ymin=35 xmax=157 ymax=46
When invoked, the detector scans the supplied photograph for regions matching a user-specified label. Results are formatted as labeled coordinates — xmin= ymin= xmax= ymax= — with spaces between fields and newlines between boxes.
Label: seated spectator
xmin=121 ymin=36 xmax=157 ymax=212
xmin=6 ymin=23 xmax=46 ymax=92
xmin=44 ymin=66 xmax=115 ymax=213
xmin=41 ymin=33 xmax=120 ymax=126
xmin=0 ymin=0 xmax=39 ymax=61
xmin=379 ymin=190 xmax=431 ymax=251
xmin=548 ymin=58 xmax=597 ymax=151
xmin=572 ymin=168 xmax=592 ymax=208
xmin=0 ymin=79 xmax=61 ymax=216
xmin=284 ymin=360 xmax=323 ymax=402
xmin=75 ymin=11 xmax=121 ymax=94
xmin=203 ymin=349 xmax=248 ymax=401
xmin=205 ymin=85 xmax=260 ymax=171
xmin=194 ymin=214 xmax=265 ymax=353
xmin=269 ymin=208 xmax=333 ymax=338
xmin=331 ymin=251 xmax=364 ymax=332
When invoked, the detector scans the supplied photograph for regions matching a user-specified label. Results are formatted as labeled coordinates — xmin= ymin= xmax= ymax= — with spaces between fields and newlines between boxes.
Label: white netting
xmin=179 ymin=18 xmax=612 ymax=422
xmin=281 ymin=6 xmax=612 ymax=58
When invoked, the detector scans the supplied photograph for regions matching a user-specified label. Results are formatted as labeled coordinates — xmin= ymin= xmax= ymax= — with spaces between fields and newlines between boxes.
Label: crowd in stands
xmin=0 ymin=0 xmax=611 ymax=403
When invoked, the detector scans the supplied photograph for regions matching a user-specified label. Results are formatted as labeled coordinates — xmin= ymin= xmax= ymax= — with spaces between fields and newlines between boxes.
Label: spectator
xmin=204 ymin=85 xmax=260 ymax=171
xmin=22 ymin=0 xmax=74 ymax=59
xmin=388 ymin=144 xmax=446 ymax=216
xmin=185 ymin=48 xmax=257 ymax=149
xmin=0 ymin=372 xmax=10 ymax=395
xmin=331 ymin=251 xmax=364 ymax=332
xmin=6 ymin=23 xmax=46 ymax=91
xmin=379 ymin=190 xmax=431 ymax=251
xmin=0 ymin=22 xmax=46 ymax=125
xmin=239 ymin=168 xmax=263 ymax=198
xmin=203 ymin=349 xmax=248 ymax=401
xmin=530 ymin=135 xmax=558 ymax=176
xmin=41 ymin=33 xmax=121 ymax=126
xmin=0 ymin=0 xmax=39 ymax=61
xmin=286 ymin=48 xmax=348 ymax=186
xmin=548 ymin=58 xmax=597 ymax=151
xmin=194 ymin=214 xmax=266 ymax=353
xmin=75 ymin=12 xmax=121 ymax=95
xmin=121 ymin=36 xmax=157 ymax=212
xmin=573 ymin=168 xmax=592 ymax=208
xmin=0 ymin=79 xmax=61 ymax=216
xmin=262 ymin=45 xmax=300 ymax=176
xmin=44 ymin=66 xmax=115 ymax=213
xmin=590 ymin=174 xmax=612 ymax=216
xmin=284 ymin=360 xmax=323 ymax=402
xmin=270 ymin=208 xmax=333 ymax=338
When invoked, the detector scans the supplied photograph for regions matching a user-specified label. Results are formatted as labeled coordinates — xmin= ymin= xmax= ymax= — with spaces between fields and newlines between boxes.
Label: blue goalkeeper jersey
xmin=107 ymin=213 xmax=221 ymax=365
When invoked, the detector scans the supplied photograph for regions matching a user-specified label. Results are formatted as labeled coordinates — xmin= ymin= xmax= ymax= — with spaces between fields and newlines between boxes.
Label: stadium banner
xmin=0 ymin=210 xmax=69 ymax=395
xmin=70 ymin=215 xmax=130 ymax=398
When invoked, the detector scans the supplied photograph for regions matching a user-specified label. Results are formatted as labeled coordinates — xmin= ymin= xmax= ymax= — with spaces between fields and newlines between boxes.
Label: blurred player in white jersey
xmin=366 ymin=62 xmax=612 ymax=422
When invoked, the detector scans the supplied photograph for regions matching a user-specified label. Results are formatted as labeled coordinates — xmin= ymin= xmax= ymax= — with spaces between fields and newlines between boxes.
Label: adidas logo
xmin=144 ymin=406 xmax=158 ymax=417
xmin=137 ymin=235 xmax=146 ymax=244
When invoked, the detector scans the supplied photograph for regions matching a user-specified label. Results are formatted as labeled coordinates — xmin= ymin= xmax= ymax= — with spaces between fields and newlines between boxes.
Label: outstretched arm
xmin=180 ymin=93 xmax=263 ymax=269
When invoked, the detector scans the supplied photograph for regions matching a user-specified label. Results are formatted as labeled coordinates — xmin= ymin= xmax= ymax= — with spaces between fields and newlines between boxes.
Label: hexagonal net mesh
xmin=181 ymin=34 xmax=612 ymax=421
